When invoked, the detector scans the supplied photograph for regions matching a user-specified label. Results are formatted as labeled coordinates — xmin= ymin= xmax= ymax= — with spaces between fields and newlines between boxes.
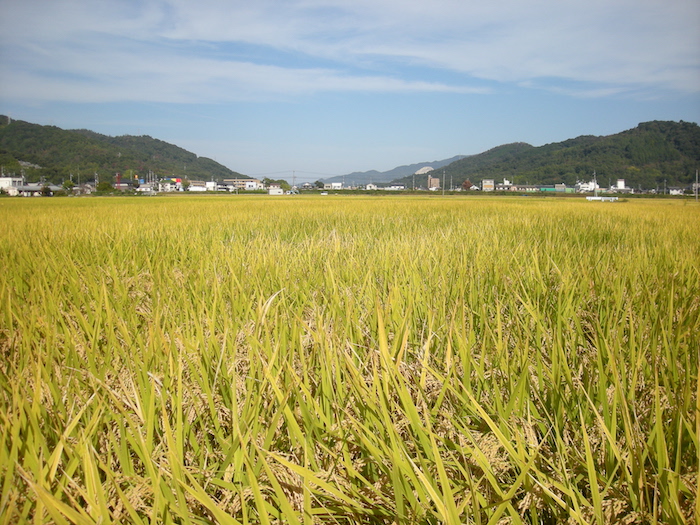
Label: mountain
xmin=323 ymin=155 xmax=467 ymax=185
xmin=391 ymin=121 xmax=700 ymax=190
xmin=2 ymin=116 xmax=697 ymax=190
xmin=0 ymin=116 xmax=245 ymax=184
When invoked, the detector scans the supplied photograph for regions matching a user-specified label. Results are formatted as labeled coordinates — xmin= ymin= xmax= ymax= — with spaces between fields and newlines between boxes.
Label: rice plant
xmin=0 ymin=195 xmax=697 ymax=524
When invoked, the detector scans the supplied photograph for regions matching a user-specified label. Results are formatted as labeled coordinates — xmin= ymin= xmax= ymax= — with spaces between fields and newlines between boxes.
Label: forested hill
xmin=394 ymin=121 xmax=700 ymax=190
xmin=0 ymin=116 xmax=244 ymax=183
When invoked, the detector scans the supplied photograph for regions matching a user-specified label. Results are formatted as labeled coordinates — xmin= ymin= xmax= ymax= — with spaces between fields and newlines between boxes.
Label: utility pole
xmin=442 ymin=170 xmax=445 ymax=196
xmin=695 ymin=169 xmax=698 ymax=202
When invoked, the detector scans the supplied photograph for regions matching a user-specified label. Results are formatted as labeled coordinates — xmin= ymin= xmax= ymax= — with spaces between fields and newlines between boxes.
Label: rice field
xmin=0 ymin=195 xmax=698 ymax=524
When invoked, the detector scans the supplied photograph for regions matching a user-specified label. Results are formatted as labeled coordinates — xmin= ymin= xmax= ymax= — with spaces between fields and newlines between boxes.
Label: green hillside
xmin=396 ymin=121 xmax=700 ymax=190
xmin=0 ymin=116 xmax=244 ymax=184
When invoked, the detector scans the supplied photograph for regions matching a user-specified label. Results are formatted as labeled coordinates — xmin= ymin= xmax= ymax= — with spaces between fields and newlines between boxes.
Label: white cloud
xmin=0 ymin=0 xmax=698 ymax=104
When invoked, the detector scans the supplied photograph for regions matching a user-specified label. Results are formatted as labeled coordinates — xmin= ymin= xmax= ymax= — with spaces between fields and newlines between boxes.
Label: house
xmin=245 ymin=180 xmax=264 ymax=190
xmin=188 ymin=180 xmax=207 ymax=192
xmin=158 ymin=179 xmax=181 ymax=192
xmin=77 ymin=183 xmax=95 ymax=195
xmin=365 ymin=183 xmax=378 ymax=190
xmin=386 ymin=184 xmax=405 ymax=191
xmin=482 ymin=179 xmax=495 ymax=191
xmin=495 ymin=178 xmax=513 ymax=191
xmin=0 ymin=176 xmax=24 ymax=196
xmin=135 ymin=183 xmax=156 ymax=194
xmin=224 ymin=178 xmax=262 ymax=190
xmin=668 ymin=187 xmax=685 ymax=196
xmin=575 ymin=180 xmax=600 ymax=193
xmin=205 ymin=181 xmax=218 ymax=191
xmin=268 ymin=187 xmax=284 ymax=195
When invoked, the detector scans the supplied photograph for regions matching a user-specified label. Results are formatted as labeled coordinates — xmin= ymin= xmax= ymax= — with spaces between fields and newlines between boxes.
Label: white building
xmin=188 ymin=181 xmax=207 ymax=192
xmin=495 ymin=178 xmax=514 ymax=191
xmin=0 ymin=176 xmax=24 ymax=196
xmin=224 ymin=178 xmax=262 ymax=190
xmin=482 ymin=179 xmax=495 ymax=191
xmin=365 ymin=183 xmax=378 ymax=190
xmin=135 ymin=183 xmax=156 ymax=194
xmin=576 ymin=180 xmax=600 ymax=193
xmin=158 ymin=179 xmax=182 ymax=192
xmin=245 ymin=180 xmax=264 ymax=190
xmin=268 ymin=188 xmax=284 ymax=195
xmin=609 ymin=178 xmax=633 ymax=194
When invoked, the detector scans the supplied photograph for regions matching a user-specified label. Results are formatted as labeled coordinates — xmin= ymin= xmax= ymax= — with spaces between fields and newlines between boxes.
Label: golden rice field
xmin=0 ymin=195 xmax=698 ymax=524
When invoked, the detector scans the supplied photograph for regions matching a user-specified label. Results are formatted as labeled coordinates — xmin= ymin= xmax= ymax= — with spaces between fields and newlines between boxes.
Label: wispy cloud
xmin=1 ymin=0 xmax=698 ymax=104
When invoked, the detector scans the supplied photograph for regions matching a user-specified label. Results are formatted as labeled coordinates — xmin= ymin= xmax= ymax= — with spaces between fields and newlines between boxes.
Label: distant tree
xmin=63 ymin=180 xmax=75 ymax=193
xmin=181 ymin=179 xmax=190 ymax=191
xmin=314 ymin=180 xmax=324 ymax=189
xmin=462 ymin=179 xmax=473 ymax=190
xmin=96 ymin=181 xmax=113 ymax=193
xmin=41 ymin=185 xmax=52 ymax=196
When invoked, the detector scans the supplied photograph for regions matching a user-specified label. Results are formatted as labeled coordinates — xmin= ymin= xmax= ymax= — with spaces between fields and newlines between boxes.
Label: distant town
xmin=0 ymin=165 xmax=697 ymax=197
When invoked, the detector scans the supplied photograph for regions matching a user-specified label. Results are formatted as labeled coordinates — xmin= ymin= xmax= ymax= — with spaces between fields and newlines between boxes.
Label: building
xmin=495 ymin=178 xmax=514 ymax=191
xmin=386 ymin=184 xmax=406 ymax=191
xmin=16 ymin=184 xmax=62 ymax=196
xmin=575 ymin=180 xmax=600 ymax=193
xmin=245 ymin=180 xmax=264 ymax=190
xmin=135 ymin=183 xmax=156 ymax=194
xmin=482 ymin=179 xmax=495 ymax=191
xmin=365 ymin=183 xmax=378 ymax=190
xmin=511 ymin=185 xmax=539 ymax=192
xmin=223 ymin=178 xmax=262 ymax=190
xmin=427 ymin=175 xmax=440 ymax=190
xmin=268 ymin=187 xmax=284 ymax=195
xmin=188 ymin=180 xmax=207 ymax=192
xmin=611 ymin=179 xmax=633 ymax=194
xmin=0 ymin=176 xmax=24 ymax=196
xmin=158 ymin=179 xmax=182 ymax=192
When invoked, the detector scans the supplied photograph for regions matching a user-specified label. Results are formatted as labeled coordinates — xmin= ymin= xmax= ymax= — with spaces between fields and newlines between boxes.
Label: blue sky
xmin=1 ymin=0 xmax=698 ymax=182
